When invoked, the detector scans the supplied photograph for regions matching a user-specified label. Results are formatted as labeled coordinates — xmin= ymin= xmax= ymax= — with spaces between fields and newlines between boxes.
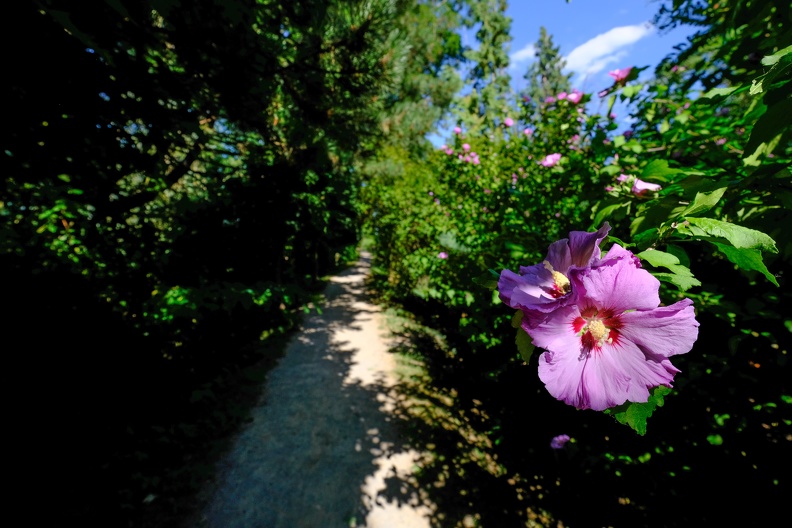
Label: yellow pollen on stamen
xmin=588 ymin=319 xmax=607 ymax=341
xmin=543 ymin=261 xmax=571 ymax=295
xmin=552 ymin=271 xmax=571 ymax=294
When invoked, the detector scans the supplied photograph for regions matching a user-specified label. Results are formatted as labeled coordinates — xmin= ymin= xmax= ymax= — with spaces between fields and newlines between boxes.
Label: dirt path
xmin=197 ymin=252 xmax=434 ymax=527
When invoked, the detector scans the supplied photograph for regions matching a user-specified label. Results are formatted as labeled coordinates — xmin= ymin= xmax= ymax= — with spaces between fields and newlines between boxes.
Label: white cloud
xmin=564 ymin=23 xmax=654 ymax=76
xmin=509 ymin=43 xmax=536 ymax=70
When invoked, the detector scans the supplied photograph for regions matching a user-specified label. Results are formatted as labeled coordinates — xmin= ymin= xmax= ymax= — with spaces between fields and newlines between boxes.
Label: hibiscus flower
xmin=632 ymin=178 xmax=662 ymax=197
xmin=608 ymin=67 xmax=633 ymax=84
xmin=539 ymin=153 xmax=562 ymax=167
xmin=532 ymin=245 xmax=699 ymax=411
xmin=498 ymin=223 xmax=611 ymax=322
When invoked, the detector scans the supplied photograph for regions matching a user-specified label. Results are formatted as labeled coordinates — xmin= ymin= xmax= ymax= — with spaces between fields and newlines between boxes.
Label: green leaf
xmin=651 ymin=272 xmax=701 ymax=291
xmin=604 ymin=386 xmax=673 ymax=435
xmin=744 ymin=98 xmax=792 ymax=159
xmin=680 ymin=187 xmax=727 ymax=217
xmin=516 ymin=327 xmax=535 ymax=363
xmin=511 ymin=310 xmax=535 ymax=363
xmin=640 ymin=159 xmax=683 ymax=183
xmin=751 ymin=46 xmax=792 ymax=95
xmin=699 ymin=86 xmax=739 ymax=100
xmin=665 ymin=244 xmax=690 ymax=267
xmin=600 ymin=164 xmax=623 ymax=176
xmin=636 ymin=249 xmax=699 ymax=290
xmin=511 ymin=310 xmax=523 ymax=329
xmin=622 ymin=84 xmax=642 ymax=98
xmin=761 ymin=45 xmax=792 ymax=66
xmin=593 ymin=202 xmax=629 ymax=227
xmin=710 ymin=242 xmax=779 ymax=287
xmin=473 ymin=268 xmax=500 ymax=290
xmin=636 ymin=249 xmax=688 ymax=271
xmin=706 ymin=434 xmax=724 ymax=446
xmin=749 ymin=78 xmax=764 ymax=96
xmin=680 ymin=217 xmax=778 ymax=253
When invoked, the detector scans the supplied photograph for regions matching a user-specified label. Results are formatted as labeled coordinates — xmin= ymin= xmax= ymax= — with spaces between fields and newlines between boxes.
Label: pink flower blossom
xmin=550 ymin=434 xmax=571 ymax=449
xmin=715 ymin=138 xmax=727 ymax=145
xmin=557 ymin=92 xmax=567 ymax=100
xmin=605 ymin=185 xmax=616 ymax=192
xmin=438 ymin=251 xmax=448 ymax=259
xmin=454 ymin=126 xmax=462 ymax=134
xmin=632 ymin=178 xmax=662 ymax=196
xmin=524 ymin=128 xmax=533 ymax=136
xmin=497 ymin=223 xmax=611 ymax=319
xmin=566 ymin=91 xmax=582 ymax=104
xmin=545 ymin=96 xmax=556 ymax=104
xmin=608 ymin=67 xmax=633 ymax=84
xmin=532 ymin=245 xmax=699 ymax=410
xmin=462 ymin=143 xmax=471 ymax=152
xmin=504 ymin=117 xmax=514 ymax=127
xmin=616 ymin=174 xmax=630 ymax=183
xmin=540 ymin=153 xmax=562 ymax=167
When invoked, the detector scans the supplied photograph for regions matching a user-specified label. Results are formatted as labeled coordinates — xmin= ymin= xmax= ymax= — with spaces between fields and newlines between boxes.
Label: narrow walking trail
xmin=197 ymin=252 xmax=434 ymax=527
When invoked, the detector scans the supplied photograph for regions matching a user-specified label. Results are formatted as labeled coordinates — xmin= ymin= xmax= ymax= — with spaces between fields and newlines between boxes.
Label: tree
xmin=457 ymin=0 xmax=513 ymax=130
xmin=522 ymin=26 xmax=572 ymax=105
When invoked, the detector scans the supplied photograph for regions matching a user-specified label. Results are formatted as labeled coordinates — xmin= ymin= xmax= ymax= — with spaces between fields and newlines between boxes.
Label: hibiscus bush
xmin=363 ymin=14 xmax=789 ymax=524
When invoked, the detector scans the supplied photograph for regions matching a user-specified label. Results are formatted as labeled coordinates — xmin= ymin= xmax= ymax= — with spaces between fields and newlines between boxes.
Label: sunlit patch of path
xmin=199 ymin=252 xmax=433 ymax=528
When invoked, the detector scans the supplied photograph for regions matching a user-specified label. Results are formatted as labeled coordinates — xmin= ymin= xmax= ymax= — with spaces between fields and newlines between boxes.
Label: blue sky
xmin=505 ymin=0 xmax=695 ymax=94
xmin=430 ymin=1 xmax=696 ymax=143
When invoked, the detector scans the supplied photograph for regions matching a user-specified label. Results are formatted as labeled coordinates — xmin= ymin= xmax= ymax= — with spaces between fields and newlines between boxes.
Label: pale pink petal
xmin=498 ymin=266 xmax=558 ymax=312
xmin=581 ymin=339 xmax=679 ymax=410
xmin=570 ymin=251 xmax=660 ymax=313
xmin=566 ymin=223 xmax=611 ymax=268
xmin=618 ymin=299 xmax=699 ymax=358
xmin=536 ymin=317 xmax=680 ymax=411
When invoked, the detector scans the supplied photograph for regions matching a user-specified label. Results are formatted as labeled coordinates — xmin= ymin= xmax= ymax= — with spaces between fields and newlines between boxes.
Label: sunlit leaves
xmin=604 ymin=386 xmax=673 ymax=436
xmin=636 ymin=249 xmax=701 ymax=291
xmin=679 ymin=186 xmax=727 ymax=217
xmin=678 ymin=217 xmax=778 ymax=253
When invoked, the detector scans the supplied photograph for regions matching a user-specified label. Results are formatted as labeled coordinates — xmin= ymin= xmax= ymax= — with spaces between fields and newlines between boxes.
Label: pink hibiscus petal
xmin=571 ymin=247 xmax=659 ymax=313
xmin=535 ymin=310 xmax=683 ymax=411
xmin=618 ymin=299 xmax=699 ymax=358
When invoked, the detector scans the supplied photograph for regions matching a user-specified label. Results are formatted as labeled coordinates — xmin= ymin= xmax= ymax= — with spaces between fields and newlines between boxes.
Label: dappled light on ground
xmin=198 ymin=254 xmax=434 ymax=527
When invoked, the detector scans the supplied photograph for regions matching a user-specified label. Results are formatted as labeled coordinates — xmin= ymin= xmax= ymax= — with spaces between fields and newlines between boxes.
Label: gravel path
xmin=197 ymin=253 xmax=434 ymax=527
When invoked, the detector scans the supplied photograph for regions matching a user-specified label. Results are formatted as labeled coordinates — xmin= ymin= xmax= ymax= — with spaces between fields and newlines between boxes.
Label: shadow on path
xmin=197 ymin=253 xmax=434 ymax=527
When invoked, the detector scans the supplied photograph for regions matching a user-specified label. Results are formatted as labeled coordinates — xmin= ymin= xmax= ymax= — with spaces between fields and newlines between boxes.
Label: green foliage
xmin=603 ymin=386 xmax=673 ymax=436
xmin=522 ymin=26 xmax=572 ymax=107
xmin=511 ymin=310 xmax=535 ymax=363
xmin=6 ymin=0 xmax=469 ymax=525
xmin=365 ymin=0 xmax=789 ymax=454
